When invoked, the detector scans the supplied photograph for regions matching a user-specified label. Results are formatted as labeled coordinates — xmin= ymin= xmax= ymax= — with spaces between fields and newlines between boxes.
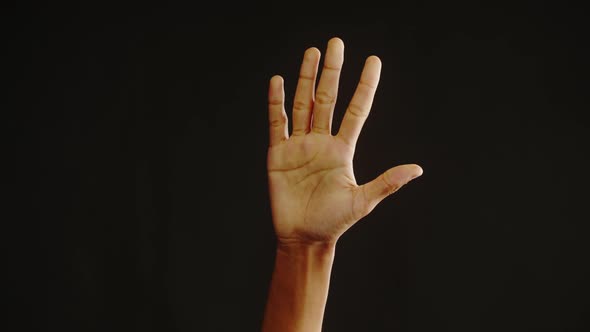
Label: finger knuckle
xmin=381 ymin=176 xmax=401 ymax=195
xmin=270 ymin=113 xmax=287 ymax=128
xmin=293 ymin=99 xmax=311 ymax=112
xmin=315 ymin=90 xmax=335 ymax=105
xmin=347 ymin=103 xmax=367 ymax=118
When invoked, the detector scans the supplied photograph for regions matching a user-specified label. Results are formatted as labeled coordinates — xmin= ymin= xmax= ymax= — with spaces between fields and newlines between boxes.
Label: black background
xmin=9 ymin=2 xmax=589 ymax=331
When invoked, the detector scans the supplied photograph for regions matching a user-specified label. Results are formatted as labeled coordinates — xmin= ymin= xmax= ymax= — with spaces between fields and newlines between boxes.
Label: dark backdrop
xmin=9 ymin=2 xmax=589 ymax=331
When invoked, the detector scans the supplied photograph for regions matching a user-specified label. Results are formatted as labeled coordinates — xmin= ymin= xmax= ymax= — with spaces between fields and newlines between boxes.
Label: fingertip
xmin=270 ymin=75 xmax=283 ymax=85
xmin=328 ymin=36 xmax=344 ymax=49
xmin=366 ymin=55 xmax=382 ymax=66
xmin=304 ymin=47 xmax=321 ymax=60
xmin=269 ymin=75 xmax=284 ymax=95
xmin=409 ymin=164 xmax=424 ymax=180
xmin=269 ymin=75 xmax=284 ymax=103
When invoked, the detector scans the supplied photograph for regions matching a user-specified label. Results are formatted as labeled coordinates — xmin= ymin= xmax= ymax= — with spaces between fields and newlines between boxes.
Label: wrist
xmin=263 ymin=239 xmax=336 ymax=332
xmin=276 ymin=240 xmax=336 ymax=261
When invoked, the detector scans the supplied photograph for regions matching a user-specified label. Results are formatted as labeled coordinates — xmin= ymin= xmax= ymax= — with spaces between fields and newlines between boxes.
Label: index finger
xmin=336 ymin=55 xmax=381 ymax=146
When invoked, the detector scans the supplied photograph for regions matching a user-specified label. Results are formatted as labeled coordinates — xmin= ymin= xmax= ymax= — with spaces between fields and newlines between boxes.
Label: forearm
xmin=261 ymin=241 xmax=336 ymax=332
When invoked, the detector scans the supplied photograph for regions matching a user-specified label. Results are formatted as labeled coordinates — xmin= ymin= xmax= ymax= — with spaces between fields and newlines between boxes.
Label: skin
xmin=262 ymin=37 xmax=423 ymax=332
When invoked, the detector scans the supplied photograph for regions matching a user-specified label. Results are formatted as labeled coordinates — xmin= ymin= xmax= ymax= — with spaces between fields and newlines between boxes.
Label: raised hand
xmin=267 ymin=37 xmax=423 ymax=246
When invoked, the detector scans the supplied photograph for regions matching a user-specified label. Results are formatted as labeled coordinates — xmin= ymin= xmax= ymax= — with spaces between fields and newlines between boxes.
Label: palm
xmin=268 ymin=133 xmax=359 ymax=242
xmin=266 ymin=38 xmax=422 ymax=244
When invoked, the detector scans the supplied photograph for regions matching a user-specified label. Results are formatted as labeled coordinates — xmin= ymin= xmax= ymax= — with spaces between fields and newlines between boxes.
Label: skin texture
xmin=262 ymin=37 xmax=423 ymax=332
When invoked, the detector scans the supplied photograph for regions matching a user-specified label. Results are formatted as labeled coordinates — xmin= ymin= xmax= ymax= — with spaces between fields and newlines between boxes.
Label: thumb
xmin=360 ymin=164 xmax=423 ymax=214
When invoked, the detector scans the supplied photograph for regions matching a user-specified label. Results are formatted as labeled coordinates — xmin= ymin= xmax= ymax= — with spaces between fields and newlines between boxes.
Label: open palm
xmin=267 ymin=38 xmax=422 ymax=245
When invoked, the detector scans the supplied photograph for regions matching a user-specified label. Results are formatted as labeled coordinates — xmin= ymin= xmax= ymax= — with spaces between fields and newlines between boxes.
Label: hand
xmin=267 ymin=37 xmax=423 ymax=245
